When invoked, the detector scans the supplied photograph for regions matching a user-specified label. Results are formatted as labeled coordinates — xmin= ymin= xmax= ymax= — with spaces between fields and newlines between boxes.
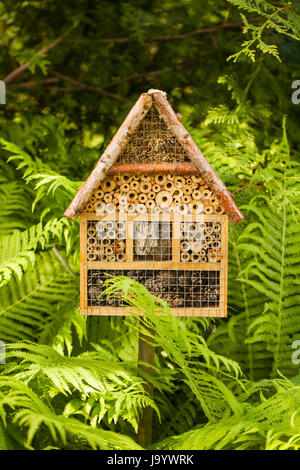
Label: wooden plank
xmin=136 ymin=321 xmax=155 ymax=448
xmin=80 ymin=216 xmax=87 ymax=315
xmin=85 ymin=261 xmax=222 ymax=270
xmin=82 ymin=306 xmax=225 ymax=317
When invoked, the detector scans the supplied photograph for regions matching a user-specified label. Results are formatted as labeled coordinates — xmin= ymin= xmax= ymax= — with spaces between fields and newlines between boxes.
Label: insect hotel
xmin=64 ymin=89 xmax=243 ymax=317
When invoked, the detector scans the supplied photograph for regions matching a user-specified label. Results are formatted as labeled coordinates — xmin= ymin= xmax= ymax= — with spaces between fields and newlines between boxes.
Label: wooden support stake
xmin=136 ymin=321 xmax=155 ymax=448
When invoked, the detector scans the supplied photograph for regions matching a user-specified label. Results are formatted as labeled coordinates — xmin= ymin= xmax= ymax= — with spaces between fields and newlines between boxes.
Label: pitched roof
xmin=64 ymin=89 xmax=243 ymax=224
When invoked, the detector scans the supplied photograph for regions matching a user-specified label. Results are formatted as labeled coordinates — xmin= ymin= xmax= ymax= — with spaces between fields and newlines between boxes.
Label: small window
xmin=133 ymin=221 xmax=172 ymax=261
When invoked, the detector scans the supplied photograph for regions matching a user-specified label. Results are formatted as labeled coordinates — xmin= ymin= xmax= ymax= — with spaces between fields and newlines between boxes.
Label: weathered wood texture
xmin=151 ymin=91 xmax=243 ymax=225
xmin=64 ymin=93 xmax=152 ymax=221
xmin=108 ymin=162 xmax=199 ymax=175
xmin=136 ymin=322 xmax=155 ymax=448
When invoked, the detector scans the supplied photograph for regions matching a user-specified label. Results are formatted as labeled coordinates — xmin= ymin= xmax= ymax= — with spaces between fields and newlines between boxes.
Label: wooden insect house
xmin=64 ymin=89 xmax=243 ymax=317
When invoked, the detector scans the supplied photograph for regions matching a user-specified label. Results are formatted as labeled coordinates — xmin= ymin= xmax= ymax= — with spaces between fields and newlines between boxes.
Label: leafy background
xmin=0 ymin=0 xmax=300 ymax=450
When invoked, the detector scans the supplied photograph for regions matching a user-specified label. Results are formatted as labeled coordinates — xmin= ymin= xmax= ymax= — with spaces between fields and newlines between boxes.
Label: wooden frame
xmin=80 ymin=212 xmax=228 ymax=317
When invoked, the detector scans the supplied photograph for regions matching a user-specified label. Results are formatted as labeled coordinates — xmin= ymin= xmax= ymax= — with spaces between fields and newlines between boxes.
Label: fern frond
xmin=0 ymin=219 xmax=72 ymax=287
xmin=0 ymin=251 xmax=78 ymax=342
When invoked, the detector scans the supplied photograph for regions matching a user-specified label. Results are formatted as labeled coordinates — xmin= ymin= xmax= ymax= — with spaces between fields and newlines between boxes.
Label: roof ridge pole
xmin=64 ymin=92 xmax=153 ymax=221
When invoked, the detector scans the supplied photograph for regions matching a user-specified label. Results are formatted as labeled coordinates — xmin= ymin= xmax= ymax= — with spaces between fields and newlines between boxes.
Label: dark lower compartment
xmin=87 ymin=269 xmax=220 ymax=309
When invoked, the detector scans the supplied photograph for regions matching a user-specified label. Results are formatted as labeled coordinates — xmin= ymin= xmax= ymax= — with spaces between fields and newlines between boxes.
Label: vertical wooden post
xmin=136 ymin=321 xmax=155 ymax=448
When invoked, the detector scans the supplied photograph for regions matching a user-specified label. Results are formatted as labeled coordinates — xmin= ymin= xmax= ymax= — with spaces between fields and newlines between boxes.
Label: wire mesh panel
xmin=133 ymin=221 xmax=172 ymax=261
xmin=118 ymin=106 xmax=190 ymax=164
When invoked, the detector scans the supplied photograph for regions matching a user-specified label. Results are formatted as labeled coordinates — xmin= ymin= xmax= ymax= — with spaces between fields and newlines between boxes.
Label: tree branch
xmin=3 ymin=37 xmax=63 ymax=85
xmin=233 ymin=184 xmax=264 ymax=194
xmin=64 ymin=22 xmax=242 ymax=44
xmin=51 ymin=71 xmax=128 ymax=103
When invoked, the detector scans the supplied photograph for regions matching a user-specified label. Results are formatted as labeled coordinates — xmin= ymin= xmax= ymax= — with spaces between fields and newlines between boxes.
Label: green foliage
xmin=0 ymin=0 xmax=300 ymax=451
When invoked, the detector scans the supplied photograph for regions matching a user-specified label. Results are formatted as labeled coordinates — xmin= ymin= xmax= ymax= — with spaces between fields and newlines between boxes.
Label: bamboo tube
xmin=210 ymin=196 xmax=219 ymax=206
xmin=113 ymin=240 xmax=125 ymax=253
xmin=95 ymin=189 xmax=104 ymax=199
xmin=155 ymin=191 xmax=173 ymax=207
xmin=181 ymin=252 xmax=190 ymax=262
xmin=106 ymin=203 xmax=116 ymax=214
xmin=130 ymin=180 xmax=140 ymax=191
xmin=151 ymin=204 xmax=161 ymax=214
xmin=106 ymin=221 xmax=115 ymax=231
xmin=94 ymin=247 xmax=105 ymax=256
xmin=200 ymin=256 xmax=207 ymax=262
xmin=120 ymin=174 xmax=132 ymax=183
xmin=90 ymin=196 xmax=96 ymax=203
xmin=136 ymin=204 xmax=147 ymax=214
xmin=128 ymin=191 xmax=138 ymax=202
xmin=118 ymin=195 xmax=127 ymax=206
xmin=191 ymin=202 xmax=203 ymax=214
xmin=201 ymin=188 xmax=211 ymax=199
xmin=100 ymin=238 xmax=111 ymax=247
xmin=155 ymin=174 xmax=167 ymax=185
xmin=180 ymin=241 xmax=190 ymax=251
xmin=128 ymin=204 xmax=137 ymax=214
xmin=116 ymin=253 xmax=125 ymax=261
xmin=191 ymin=241 xmax=202 ymax=252
xmin=87 ymin=245 xmax=94 ymax=252
xmin=85 ymin=202 xmax=94 ymax=211
xmin=212 ymin=232 xmax=220 ymax=240
xmin=213 ymin=222 xmax=221 ymax=232
xmin=138 ymin=193 xmax=148 ymax=204
xmin=120 ymin=183 xmax=130 ymax=192
xmin=164 ymin=181 xmax=175 ymax=193
xmin=191 ymin=175 xmax=204 ymax=184
xmin=194 ymin=231 xmax=204 ymax=241
xmin=182 ymin=195 xmax=191 ymax=204
xmin=146 ymin=200 xmax=155 ymax=210
xmin=103 ymin=193 xmax=113 ymax=204
xmin=132 ymin=174 xmax=140 ymax=181
xmin=101 ymin=254 xmax=108 ymax=261
xmin=141 ymin=174 xmax=151 ymax=182
xmin=87 ymin=252 xmax=97 ymax=261
xmin=88 ymin=237 xmax=97 ymax=246
xmin=101 ymin=179 xmax=116 ymax=192
xmin=212 ymin=240 xmax=221 ymax=249
xmin=87 ymin=227 xmax=96 ymax=237
xmin=116 ymin=221 xmax=126 ymax=231
xmin=93 ymin=203 xmax=105 ymax=214
xmin=192 ymin=189 xmax=202 ymax=200
xmin=108 ymin=255 xmax=116 ymax=262
xmin=174 ymin=203 xmax=189 ymax=215
xmin=182 ymin=186 xmax=192 ymax=195
xmin=191 ymin=253 xmax=201 ymax=261
xmin=174 ymin=176 xmax=185 ymax=187
xmin=140 ymin=182 xmax=152 ymax=193
xmin=152 ymin=184 xmax=161 ymax=193
xmin=215 ymin=206 xmax=224 ymax=214
xmin=148 ymin=191 xmax=156 ymax=200
xmin=205 ymin=226 xmax=213 ymax=235
xmin=97 ymin=231 xmax=107 ymax=240
xmin=106 ymin=246 xmax=114 ymax=255
xmin=173 ymin=189 xmax=183 ymax=199
xmin=204 ymin=205 xmax=214 ymax=214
